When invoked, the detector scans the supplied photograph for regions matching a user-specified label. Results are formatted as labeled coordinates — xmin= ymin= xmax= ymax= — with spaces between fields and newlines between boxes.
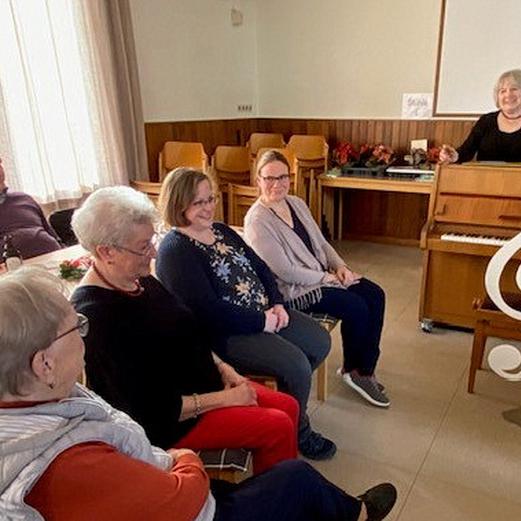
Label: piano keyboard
xmin=440 ymin=233 xmax=509 ymax=246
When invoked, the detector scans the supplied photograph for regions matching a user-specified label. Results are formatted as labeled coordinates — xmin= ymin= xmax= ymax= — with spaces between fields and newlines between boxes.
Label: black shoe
xmin=358 ymin=483 xmax=397 ymax=521
xmin=299 ymin=431 xmax=337 ymax=460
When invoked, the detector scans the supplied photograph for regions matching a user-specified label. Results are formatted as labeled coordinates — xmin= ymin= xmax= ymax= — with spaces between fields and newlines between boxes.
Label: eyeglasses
xmin=115 ymin=234 xmax=159 ymax=257
xmin=259 ymin=174 xmax=290 ymax=184
xmin=54 ymin=313 xmax=89 ymax=342
xmin=191 ymin=194 xmax=219 ymax=208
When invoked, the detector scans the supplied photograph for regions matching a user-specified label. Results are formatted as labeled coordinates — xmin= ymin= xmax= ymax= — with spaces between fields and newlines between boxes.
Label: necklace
xmin=93 ymin=264 xmax=144 ymax=297
xmin=501 ymin=110 xmax=521 ymax=121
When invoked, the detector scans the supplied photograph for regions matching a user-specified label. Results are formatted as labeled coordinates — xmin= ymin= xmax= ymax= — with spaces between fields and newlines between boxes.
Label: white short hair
xmin=0 ymin=267 xmax=69 ymax=397
xmin=493 ymin=69 xmax=521 ymax=107
xmin=72 ymin=186 xmax=159 ymax=253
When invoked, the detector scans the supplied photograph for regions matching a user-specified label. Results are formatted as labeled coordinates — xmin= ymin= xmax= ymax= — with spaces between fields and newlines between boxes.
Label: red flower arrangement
xmin=59 ymin=255 xmax=92 ymax=280
xmin=332 ymin=142 xmax=395 ymax=169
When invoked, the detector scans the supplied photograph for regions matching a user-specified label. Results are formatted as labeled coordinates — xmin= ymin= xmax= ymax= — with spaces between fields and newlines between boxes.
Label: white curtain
xmin=0 ymin=0 xmax=145 ymax=204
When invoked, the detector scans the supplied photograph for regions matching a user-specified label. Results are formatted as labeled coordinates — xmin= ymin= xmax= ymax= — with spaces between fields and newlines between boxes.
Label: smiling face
xmin=183 ymin=179 xmax=216 ymax=231
xmin=257 ymin=160 xmax=291 ymax=204
xmin=497 ymin=77 xmax=521 ymax=115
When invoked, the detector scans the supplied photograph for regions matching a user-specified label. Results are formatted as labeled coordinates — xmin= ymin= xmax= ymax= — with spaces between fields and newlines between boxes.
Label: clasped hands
xmin=323 ymin=265 xmax=362 ymax=287
xmin=263 ymin=303 xmax=289 ymax=334
xmin=218 ymin=361 xmax=258 ymax=406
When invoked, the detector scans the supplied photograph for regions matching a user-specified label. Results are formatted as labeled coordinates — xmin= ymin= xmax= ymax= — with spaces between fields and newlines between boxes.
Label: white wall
xmin=256 ymin=0 xmax=440 ymax=118
xmin=130 ymin=0 xmax=441 ymax=121
xmin=129 ymin=0 xmax=257 ymax=121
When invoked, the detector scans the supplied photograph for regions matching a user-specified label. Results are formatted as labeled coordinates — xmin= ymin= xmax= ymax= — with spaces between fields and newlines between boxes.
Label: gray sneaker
xmin=342 ymin=371 xmax=390 ymax=407
xmin=337 ymin=367 xmax=385 ymax=392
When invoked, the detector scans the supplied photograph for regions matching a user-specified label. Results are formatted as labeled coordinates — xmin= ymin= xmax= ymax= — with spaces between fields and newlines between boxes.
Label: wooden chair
xmin=255 ymin=147 xmax=300 ymax=194
xmin=227 ymin=183 xmax=259 ymax=226
xmin=211 ymin=146 xmax=251 ymax=222
xmin=130 ymin=180 xmax=162 ymax=206
xmin=246 ymin=133 xmax=285 ymax=163
xmin=159 ymin=141 xmax=208 ymax=181
xmin=287 ymin=135 xmax=329 ymax=217
xmin=468 ymin=293 xmax=521 ymax=393
xmin=310 ymin=313 xmax=339 ymax=402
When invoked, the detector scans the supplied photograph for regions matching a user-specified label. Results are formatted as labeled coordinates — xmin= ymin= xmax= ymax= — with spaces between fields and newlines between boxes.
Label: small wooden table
xmin=317 ymin=173 xmax=434 ymax=244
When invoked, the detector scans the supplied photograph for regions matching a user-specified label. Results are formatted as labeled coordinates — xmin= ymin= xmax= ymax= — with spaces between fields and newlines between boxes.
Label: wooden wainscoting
xmin=145 ymin=117 xmax=475 ymax=244
xmin=145 ymin=118 xmax=476 ymax=181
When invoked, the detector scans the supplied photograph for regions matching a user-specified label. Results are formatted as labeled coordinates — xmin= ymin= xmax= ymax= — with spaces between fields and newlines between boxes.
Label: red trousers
xmin=175 ymin=382 xmax=298 ymax=474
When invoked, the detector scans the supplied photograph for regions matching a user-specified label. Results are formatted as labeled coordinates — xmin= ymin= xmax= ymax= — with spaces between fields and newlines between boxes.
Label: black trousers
xmin=305 ymin=278 xmax=385 ymax=375
xmin=212 ymin=460 xmax=362 ymax=521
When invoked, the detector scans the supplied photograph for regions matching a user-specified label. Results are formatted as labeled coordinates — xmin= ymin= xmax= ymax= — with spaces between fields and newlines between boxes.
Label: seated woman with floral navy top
xmin=156 ymin=168 xmax=335 ymax=460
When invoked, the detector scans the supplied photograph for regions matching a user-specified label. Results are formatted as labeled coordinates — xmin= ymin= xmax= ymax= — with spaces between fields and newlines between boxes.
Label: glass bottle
xmin=2 ymin=234 xmax=23 ymax=271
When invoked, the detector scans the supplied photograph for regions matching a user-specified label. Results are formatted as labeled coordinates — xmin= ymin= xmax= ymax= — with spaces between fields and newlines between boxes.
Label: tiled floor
xmin=306 ymin=241 xmax=521 ymax=520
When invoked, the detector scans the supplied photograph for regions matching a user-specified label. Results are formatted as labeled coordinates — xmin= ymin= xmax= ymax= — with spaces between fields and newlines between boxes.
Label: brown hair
xmin=255 ymin=149 xmax=291 ymax=179
xmin=159 ymin=167 xmax=210 ymax=227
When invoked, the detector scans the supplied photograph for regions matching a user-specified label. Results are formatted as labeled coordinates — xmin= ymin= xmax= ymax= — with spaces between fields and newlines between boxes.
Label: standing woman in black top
xmin=440 ymin=69 xmax=521 ymax=163
xmin=156 ymin=168 xmax=336 ymax=461
xmin=70 ymin=186 xmax=299 ymax=475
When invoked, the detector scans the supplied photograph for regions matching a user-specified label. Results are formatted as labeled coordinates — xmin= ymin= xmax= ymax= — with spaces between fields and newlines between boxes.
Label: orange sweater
xmin=1 ymin=402 xmax=210 ymax=521
xmin=25 ymin=443 xmax=210 ymax=521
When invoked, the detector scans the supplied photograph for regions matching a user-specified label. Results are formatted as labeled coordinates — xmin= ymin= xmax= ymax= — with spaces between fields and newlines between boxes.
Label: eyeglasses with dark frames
xmin=259 ymin=174 xmax=290 ymax=184
xmin=114 ymin=234 xmax=159 ymax=257
xmin=54 ymin=313 xmax=89 ymax=342
xmin=191 ymin=194 xmax=219 ymax=208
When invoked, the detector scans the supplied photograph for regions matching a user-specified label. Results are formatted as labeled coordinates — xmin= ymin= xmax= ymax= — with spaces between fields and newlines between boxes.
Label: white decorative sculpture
xmin=484 ymin=231 xmax=521 ymax=425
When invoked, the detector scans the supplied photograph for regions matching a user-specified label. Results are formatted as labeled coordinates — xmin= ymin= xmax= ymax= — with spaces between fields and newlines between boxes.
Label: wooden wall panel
xmin=145 ymin=117 xmax=476 ymax=181
xmin=342 ymin=191 xmax=429 ymax=245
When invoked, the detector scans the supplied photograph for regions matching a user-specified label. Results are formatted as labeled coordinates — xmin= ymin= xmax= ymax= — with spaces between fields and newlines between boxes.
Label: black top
xmin=71 ymin=276 xmax=223 ymax=449
xmin=287 ymin=202 xmax=316 ymax=258
xmin=156 ymin=223 xmax=283 ymax=345
xmin=457 ymin=111 xmax=521 ymax=163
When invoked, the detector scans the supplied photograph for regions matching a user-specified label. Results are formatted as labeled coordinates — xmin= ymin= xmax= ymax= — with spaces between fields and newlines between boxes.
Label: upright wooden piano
xmin=419 ymin=163 xmax=521 ymax=330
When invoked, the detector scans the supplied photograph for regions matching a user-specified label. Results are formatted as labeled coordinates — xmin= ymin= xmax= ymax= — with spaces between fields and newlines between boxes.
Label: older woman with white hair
xmin=69 ymin=186 xmax=299 ymax=476
xmin=0 ymin=268 xmax=398 ymax=521
xmin=440 ymin=69 xmax=521 ymax=163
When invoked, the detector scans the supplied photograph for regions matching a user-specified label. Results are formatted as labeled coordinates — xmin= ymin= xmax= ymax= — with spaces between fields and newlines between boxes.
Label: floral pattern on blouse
xmin=188 ymin=227 xmax=269 ymax=312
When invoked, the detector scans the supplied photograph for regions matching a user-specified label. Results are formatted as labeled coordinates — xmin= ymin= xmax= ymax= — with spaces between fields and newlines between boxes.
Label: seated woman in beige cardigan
xmin=244 ymin=150 xmax=389 ymax=408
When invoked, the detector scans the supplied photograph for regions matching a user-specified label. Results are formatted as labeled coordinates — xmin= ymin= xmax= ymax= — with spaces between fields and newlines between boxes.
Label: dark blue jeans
xmin=306 ymin=278 xmax=385 ymax=376
xmin=212 ymin=460 xmax=362 ymax=521
xmin=217 ymin=309 xmax=331 ymax=443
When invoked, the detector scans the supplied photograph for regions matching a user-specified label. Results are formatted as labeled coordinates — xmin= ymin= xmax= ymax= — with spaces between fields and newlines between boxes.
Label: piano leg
xmin=420 ymin=318 xmax=434 ymax=333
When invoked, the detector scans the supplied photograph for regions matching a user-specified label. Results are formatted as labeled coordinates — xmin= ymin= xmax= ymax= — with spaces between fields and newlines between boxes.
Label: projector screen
xmin=434 ymin=0 xmax=521 ymax=116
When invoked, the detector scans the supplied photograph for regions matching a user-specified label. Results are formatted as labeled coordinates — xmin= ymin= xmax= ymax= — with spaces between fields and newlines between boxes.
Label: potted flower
xmin=332 ymin=142 xmax=395 ymax=175
xmin=59 ymin=255 xmax=92 ymax=281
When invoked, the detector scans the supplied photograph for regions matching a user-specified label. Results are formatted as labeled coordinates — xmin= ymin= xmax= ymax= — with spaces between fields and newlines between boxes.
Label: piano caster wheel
xmin=420 ymin=319 xmax=433 ymax=333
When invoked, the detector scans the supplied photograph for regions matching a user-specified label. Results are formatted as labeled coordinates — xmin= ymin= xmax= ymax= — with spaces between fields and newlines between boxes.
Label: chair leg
xmin=468 ymin=324 xmax=487 ymax=393
xmin=317 ymin=358 xmax=327 ymax=401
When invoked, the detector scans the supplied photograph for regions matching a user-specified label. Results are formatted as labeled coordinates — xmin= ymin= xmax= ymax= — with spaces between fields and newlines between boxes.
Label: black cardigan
xmin=156 ymin=223 xmax=284 ymax=342
xmin=71 ymin=276 xmax=223 ymax=449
